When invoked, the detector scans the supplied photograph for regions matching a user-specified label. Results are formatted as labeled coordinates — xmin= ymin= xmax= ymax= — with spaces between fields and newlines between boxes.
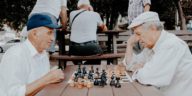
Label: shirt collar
xmin=24 ymin=39 xmax=39 ymax=57
xmin=152 ymin=30 xmax=167 ymax=52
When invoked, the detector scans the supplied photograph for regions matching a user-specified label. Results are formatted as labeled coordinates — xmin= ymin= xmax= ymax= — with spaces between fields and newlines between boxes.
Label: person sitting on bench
xmin=69 ymin=0 xmax=107 ymax=65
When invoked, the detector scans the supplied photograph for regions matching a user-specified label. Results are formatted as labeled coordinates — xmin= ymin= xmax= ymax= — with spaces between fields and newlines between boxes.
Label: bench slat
xmin=50 ymin=53 xmax=125 ymax=61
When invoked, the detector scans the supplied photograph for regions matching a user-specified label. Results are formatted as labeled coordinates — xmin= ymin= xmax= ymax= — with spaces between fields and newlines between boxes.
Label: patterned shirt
xmin=128 ymin=0 xmax=151 ymax=24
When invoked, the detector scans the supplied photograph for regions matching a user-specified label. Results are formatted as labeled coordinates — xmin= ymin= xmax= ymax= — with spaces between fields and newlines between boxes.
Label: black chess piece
xmin=88 ymin=70 xmax=93 ymax=80
xmin=82 ymin=66 xmax=87 ymax=75
xmin=115 ymin=77 xmax=121 ymax=88
xmin=94 ymin=78 xmax=99 ymax=85
xmin=99 ymin=70 xmax=107 ymax=87
xmin=74 ymin=72 xmax=79 ymax=82
xmin=77 ymin=64 xmax=81 ymax=74
xmin=90 ymin=65 xmax=94 ymax=73
xmin=96 ymin=68 xmax=100 ymax=76
xmin=110 ymin=73 xmax=116 ymax=86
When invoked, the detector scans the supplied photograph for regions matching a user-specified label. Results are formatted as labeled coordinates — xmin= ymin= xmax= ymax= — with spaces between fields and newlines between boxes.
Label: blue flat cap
xmin=27 ymin=13 xmax=61 ymax=31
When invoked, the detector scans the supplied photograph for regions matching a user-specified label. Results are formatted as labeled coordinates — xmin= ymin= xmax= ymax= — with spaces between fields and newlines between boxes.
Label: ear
xmin=30 ymin=29 xmax=40 ymax=39
xmin=151 ymin=24 xmax=157 ymax=31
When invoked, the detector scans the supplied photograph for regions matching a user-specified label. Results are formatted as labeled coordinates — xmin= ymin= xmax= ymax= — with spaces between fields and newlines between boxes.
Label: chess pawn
xmin=115 ymin=77 xmax=121 ymax=88
xmin=74 ymin=82 xmax=78 ymax=87
xmin=69 ymin=80 xmax=75 ymax=87
xmin=77 ymin=64 xmax=82 ymax=73
xmin=83 ymin=80 xmax=88 ymax=87
xmin=94 ymin=78 xmax=99 ymax=85
xmin=110 ymin=73 xmax=116 ymax=86
xmin=84 ymin=76 xmax=88 ymax=80
xmin=95 ymin=68 xmax=100 ymax=77
xmin=74 ymin=72 xmax=79 ymax=82
xmin=90 ymin=65 xmax=94 ymax=73
xmin=87 ymin=81 xmax=93 ymax=88
xmin=82 ymin=66 xmax=87 ymax=75
xmin=88 ymin=71 xmax=94 ymax=80
xmin=77 ymin=78 xmax=83 ymax=89
xmin=77 ymin=83 xmax=83 ymax=89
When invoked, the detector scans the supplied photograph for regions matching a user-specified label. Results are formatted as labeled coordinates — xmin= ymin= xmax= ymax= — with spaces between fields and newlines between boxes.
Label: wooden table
xmin=36 ymin=65 xmax=163 ymax=96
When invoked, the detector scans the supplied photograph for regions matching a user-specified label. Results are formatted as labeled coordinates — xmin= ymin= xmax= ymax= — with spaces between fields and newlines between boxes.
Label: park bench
xmin=53 ymin=30 xmax=192 ymax=69
xmin=115 ymin=30 xmax=192 ymax=53
xmin=50 ymin=53 xmax=125 ymax=69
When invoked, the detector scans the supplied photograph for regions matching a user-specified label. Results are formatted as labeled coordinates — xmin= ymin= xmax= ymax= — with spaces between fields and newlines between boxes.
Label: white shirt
xmin=70 ymin=9 xmax=103 ymax=43
xmin=0 ymin=39 xmax=50 ymax=96
xmin=30 ymin=0 xmax=67 ymax=18
xmin=123 ymin=30 xmax=192 ymax=96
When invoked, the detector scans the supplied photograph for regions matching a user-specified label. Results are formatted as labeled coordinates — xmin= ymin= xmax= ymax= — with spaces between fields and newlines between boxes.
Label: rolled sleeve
xmin=134 ymin=44 xmax=185 ymax=87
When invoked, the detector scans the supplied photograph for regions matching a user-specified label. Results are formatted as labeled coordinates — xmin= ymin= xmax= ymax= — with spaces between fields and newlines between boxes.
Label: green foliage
xmin=0 ymin=0 xmax=36 ymax=31
xmin=0 ymin=0 xmax=182 ymax=31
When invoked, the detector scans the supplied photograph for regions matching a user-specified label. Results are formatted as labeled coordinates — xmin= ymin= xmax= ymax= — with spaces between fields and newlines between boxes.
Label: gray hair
xmin=141 ymin=21 xmax=164 ymax=31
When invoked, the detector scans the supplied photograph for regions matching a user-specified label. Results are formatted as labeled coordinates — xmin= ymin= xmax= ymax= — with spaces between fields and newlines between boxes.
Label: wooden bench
xmin=51 ymin=53 xmax=125 ymax=69
xmin=116 ymin=30 xmax=192 ymax=52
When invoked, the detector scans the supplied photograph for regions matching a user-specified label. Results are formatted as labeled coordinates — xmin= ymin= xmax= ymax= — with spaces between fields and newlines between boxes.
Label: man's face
xmin=133 ymin=25 xmax=155 ymax=49
xmin=35 ymin=27 xmax=54 ymax=51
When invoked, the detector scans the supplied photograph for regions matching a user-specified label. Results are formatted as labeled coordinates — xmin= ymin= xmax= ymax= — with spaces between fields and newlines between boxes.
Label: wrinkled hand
xmin=127 ymin=35 xmax=139 ymax=47
xmin=43 ymin=69 xmax=65 ymax=84
xmin=130 ymin=64 xmax=144 ymax=72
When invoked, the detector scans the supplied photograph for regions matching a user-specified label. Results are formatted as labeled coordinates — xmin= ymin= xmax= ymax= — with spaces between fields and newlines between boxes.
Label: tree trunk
xmin=177 ymin=1 xmax=187 ymax=30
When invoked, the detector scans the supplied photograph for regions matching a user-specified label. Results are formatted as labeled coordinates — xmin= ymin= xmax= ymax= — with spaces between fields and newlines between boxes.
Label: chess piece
xmin=115 ymin=77 xmax=121 ymax=88
xmin=83 ymin=79 xmax=87 ymax=87
xmin=100 ymin=70 xmax=107 ymax=86
xmin=87 ymin=81 xmax=93 ymax=88
xmin=110 ymin=73 xmax=116 ymax=86
xmin=77 ymin=64 xmax=82 ymax=74
xmin=82 ymin=66 xmax=87 ymax=75
xmin=69 ymin=80 xmax=75 ymax=87
xmin=96 ymin=68 xmax=100 ymax=76
xmin=74 ymin=72 xmax=79 ymax=82
xmin=94 ymin=78 xmax=99 ymax=85
xmin=88 ymin=70 xmax=94 ymax=80
xmin=77 ymin=78 xmax=83 ymax=89
xmin=90 ymin=65 xmax=94 ymax=73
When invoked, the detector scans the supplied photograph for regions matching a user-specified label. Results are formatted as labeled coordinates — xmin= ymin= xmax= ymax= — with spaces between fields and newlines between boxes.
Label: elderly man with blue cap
xmin=0 ymin=14 xmax=65 ymax=96
xmin=122 ymin=11 xmax=192 ymax=96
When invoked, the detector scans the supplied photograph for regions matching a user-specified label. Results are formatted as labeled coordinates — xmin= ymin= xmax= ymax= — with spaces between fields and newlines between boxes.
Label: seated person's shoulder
xmin=91 ymin=12 xmax=100 ymax=16
xmin=70 ymin=10 xmax=79 ymax=15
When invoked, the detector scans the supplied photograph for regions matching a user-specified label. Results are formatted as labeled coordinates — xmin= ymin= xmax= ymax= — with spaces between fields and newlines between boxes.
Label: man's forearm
xmin=125 ymin=43 xmax=134 ymax=65
xmin=144 ymin=4 xmax=150 ymax=12
xmin=60 ymin=6 xmax=68 ymax=29
xmin=25 ymin=77 xmax=48 ymax=96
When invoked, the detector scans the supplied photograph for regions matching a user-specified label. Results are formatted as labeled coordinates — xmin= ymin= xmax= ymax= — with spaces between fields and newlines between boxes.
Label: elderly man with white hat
xmin=122 ymin=11 xmax=192 ymax=96
xmin=69 ymin=0 xmax=107 ymax=64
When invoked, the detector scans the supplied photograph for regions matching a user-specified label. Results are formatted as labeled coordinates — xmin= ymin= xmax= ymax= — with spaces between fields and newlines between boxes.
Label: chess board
xmin=68 ymin=65 xmax=133 ymax=88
